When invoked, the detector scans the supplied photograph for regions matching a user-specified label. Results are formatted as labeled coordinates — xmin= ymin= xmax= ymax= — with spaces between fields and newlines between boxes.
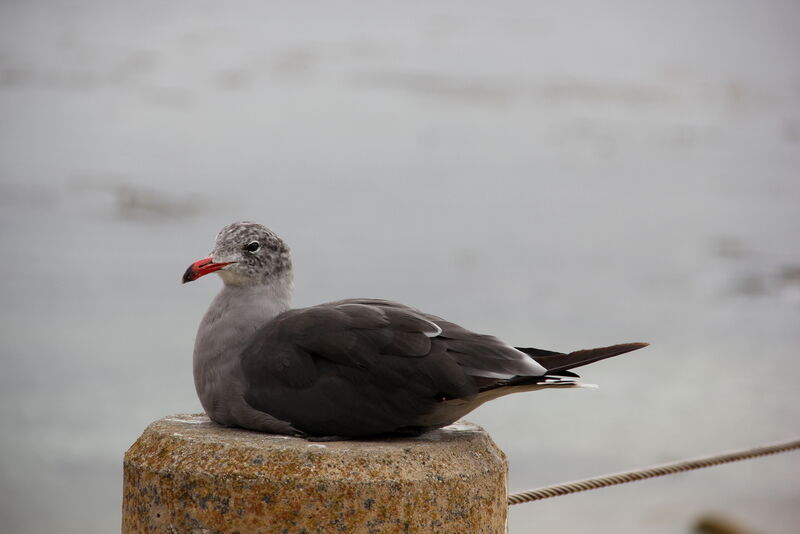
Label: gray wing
xmin=240 ymin=299 xmax=545 ymax=437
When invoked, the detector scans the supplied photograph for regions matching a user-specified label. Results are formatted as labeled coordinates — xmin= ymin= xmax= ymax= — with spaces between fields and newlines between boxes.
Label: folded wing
xmin=240 ymin=298 xmax=548 ymax=436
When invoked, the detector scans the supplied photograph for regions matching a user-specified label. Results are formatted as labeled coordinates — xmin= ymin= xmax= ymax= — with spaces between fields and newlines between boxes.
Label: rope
xmin=507 ymin=437 xmax=800 ymax=506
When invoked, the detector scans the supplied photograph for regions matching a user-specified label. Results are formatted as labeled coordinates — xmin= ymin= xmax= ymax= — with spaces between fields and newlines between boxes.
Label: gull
xmin=183 ymin=221 xmax=647 ymax=440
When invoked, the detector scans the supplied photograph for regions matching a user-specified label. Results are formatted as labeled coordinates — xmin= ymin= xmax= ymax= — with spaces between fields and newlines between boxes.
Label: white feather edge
xmin=422 ymin=319 xmax=443 ymax=338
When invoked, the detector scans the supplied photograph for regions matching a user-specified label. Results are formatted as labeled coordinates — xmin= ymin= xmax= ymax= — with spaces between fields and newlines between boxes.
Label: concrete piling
xmin=122 ymin=414 xmax=508 ymax=533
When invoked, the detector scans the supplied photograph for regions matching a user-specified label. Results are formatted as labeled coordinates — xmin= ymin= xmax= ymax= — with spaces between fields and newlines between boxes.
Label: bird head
xmin=182 ymin=221 xmax=292 ymax=287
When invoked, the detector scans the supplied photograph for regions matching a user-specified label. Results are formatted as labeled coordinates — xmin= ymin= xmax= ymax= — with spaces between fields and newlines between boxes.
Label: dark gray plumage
xmin=183 ymin=221 xmax=648 ymax=439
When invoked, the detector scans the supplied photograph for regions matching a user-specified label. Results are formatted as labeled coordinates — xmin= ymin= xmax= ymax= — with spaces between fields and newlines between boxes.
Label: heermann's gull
xmin=182 ymin=221 xmax=647 ymax=439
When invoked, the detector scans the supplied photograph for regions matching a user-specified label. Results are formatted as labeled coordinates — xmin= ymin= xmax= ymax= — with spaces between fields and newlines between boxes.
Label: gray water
xmin=1 ymin=1 xmax=799 ymax=532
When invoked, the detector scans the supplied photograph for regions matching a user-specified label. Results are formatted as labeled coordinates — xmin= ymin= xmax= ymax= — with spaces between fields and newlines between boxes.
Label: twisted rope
xmin=507 ymin=438 xmax=800 ymax=506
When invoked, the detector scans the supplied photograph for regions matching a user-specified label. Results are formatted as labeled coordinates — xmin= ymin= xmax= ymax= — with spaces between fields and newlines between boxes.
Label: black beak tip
xmin=182 ymin=266 xmax=196 ymax=284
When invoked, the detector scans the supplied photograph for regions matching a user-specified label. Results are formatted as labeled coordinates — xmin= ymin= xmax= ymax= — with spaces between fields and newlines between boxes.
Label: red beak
xmin=182 ymin=257 xmax=235 ymax=284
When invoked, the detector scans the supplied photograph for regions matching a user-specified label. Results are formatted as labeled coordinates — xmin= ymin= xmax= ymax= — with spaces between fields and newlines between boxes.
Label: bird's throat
xmin=193 ymin=277 xmax=293 ymax=409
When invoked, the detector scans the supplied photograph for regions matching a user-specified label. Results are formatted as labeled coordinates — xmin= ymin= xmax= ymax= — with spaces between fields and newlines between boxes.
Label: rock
xmin=694 ymin=513 xmax=758 ymax=534
xmin=122 ymin=414 xmax=508 ymax=533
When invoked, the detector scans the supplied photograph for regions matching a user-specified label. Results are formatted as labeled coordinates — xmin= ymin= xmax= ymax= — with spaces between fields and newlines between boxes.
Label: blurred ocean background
xmin=1 ymin=1 xmax=798 ymax=532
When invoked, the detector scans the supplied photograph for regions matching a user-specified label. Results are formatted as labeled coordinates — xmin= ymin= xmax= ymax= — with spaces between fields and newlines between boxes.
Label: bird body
xmin=183 ymin=222 xmax=647 ymax=439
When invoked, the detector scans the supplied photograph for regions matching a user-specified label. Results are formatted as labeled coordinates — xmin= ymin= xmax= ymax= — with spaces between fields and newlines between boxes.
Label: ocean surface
xmin=1 ymin=2 xmax=798 ymax=532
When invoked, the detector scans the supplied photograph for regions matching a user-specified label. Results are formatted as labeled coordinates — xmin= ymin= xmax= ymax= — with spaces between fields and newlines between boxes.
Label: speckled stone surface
xmin=122 ymin=414 xmax=508 ymax=533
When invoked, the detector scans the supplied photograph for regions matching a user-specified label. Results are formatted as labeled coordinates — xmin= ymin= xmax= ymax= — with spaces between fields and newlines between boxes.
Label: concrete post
xmin=122 ymin=414 xmax=508 ymax=533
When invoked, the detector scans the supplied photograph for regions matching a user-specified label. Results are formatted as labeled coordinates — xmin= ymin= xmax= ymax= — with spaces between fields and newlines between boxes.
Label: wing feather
xmin=240 ymin=299 xmax=546 ymax=436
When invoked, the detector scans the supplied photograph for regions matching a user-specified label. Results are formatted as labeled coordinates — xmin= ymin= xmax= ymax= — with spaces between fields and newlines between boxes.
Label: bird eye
xmin=245 ymin=241 xmax=260 ymax=253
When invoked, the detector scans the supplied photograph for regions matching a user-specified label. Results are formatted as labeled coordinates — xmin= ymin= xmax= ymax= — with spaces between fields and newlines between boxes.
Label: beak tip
xmin=181 ymin=265 xmax=197 ymax=284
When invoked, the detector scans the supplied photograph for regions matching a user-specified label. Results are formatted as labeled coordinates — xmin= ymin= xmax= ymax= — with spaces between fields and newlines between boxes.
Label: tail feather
xmin=471 ymin=342 xmax=648 ymax=400
xmin=517 ymin=342 xmax=649 ymax=374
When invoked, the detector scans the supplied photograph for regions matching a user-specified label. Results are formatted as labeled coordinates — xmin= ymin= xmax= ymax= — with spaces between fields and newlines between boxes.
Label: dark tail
xmin=516 ymin=342 xmax=649 ymax=375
